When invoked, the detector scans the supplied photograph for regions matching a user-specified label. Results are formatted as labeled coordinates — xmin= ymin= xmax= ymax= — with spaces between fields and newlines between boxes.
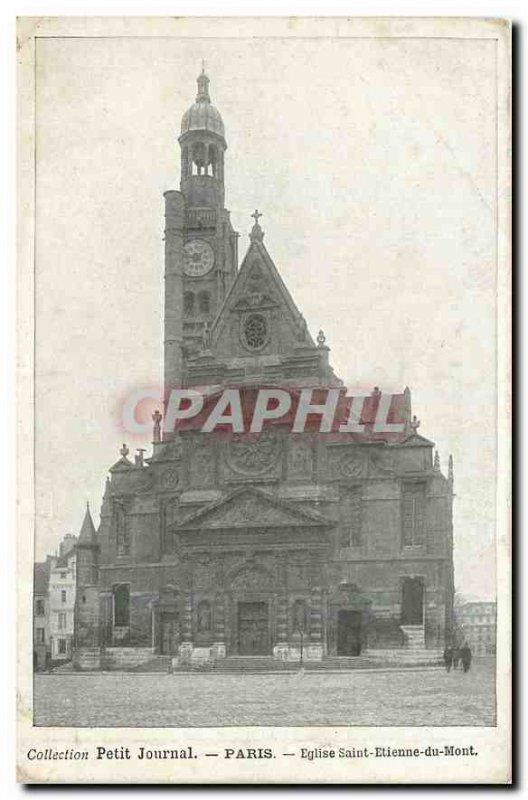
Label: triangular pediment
xmin=210 ymin=239 xmax=315 ymax=356
xmin=399 ymin=433 xmax=435 ymax=447
xmin=173 ymin=486 xmax=331 ymax=531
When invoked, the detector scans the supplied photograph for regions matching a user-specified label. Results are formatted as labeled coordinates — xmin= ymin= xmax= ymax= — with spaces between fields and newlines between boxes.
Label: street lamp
xmin=293 ymin=600 xmax=307 ymax=670
xmin=298 ymin=625 xmax=304 ymax=669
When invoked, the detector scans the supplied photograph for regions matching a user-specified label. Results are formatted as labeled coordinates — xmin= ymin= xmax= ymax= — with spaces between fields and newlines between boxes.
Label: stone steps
xmin=213 ymin=657 xmax=297 ymax=673
xmin=306 ymin=657 xmax=377 ymax=670
xmin=128 ymin=656 xmax=172 ymax=673
xmin=400 ymin=625 xmax=426 ymax=650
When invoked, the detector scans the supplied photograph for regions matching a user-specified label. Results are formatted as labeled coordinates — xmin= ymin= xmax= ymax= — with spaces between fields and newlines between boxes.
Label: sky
xmin=34 ymin=34 xmax=497 ymax=599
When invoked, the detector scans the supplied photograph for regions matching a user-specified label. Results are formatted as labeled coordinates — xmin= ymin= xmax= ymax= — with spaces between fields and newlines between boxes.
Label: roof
xmin=210 ymin=238 xmax=313 ymax=346
xmin=34 ymin=562 xmax=50 ymax=594
xmin=181 ymin=102 xmax=225 ymax=138
xmin=78 ymin=504 xmax=97 ymax=545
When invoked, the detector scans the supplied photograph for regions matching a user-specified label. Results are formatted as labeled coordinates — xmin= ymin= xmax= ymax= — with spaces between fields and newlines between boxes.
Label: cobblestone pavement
xmin=34 ymin=659 xmax=495 ymax=728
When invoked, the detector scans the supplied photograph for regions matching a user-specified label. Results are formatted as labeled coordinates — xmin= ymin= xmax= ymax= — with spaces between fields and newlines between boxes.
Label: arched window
xmin=192 ymin=142 xmax=206 ymax=175
xmin=196 ymin=600 xmax=212 ymax=633
xmin=198 ymin=291 xmax=210 ymax=314
xmin=184 ymin=292 xmax=195 ymax=315
xmin=208 ymin=145 xmax=218 ymax=177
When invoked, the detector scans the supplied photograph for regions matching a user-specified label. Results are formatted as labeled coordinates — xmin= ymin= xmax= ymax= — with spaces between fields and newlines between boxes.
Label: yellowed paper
xmin=17 ymin=16 xmax=511 ymax=784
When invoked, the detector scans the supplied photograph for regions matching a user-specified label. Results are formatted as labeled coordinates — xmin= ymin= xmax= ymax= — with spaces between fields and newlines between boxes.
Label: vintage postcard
xmin=17 ymin=16 xmax=511 ymax=783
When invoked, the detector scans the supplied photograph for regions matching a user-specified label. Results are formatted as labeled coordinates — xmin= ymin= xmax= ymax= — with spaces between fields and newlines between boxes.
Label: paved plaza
xmin=34 ymin=659 xmax=495 ymax=728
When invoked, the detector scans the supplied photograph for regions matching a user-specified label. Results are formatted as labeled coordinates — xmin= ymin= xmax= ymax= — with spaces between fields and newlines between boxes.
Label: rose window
xmin=243 ymin=313 xmax=268 ymax=350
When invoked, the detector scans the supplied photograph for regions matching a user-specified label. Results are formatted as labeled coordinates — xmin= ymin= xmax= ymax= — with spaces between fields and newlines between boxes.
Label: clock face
xmin=183 ymin=239 xmax=215 ymax=277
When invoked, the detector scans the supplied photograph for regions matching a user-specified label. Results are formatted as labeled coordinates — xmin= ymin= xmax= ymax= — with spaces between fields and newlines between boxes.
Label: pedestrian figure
xmin=460 ymin=641 xmax=472 ymax=673
xmin=452 ymin=647 xmax=460 ymax=670
xmin=443 ymin=645 xmax=453 ymax=672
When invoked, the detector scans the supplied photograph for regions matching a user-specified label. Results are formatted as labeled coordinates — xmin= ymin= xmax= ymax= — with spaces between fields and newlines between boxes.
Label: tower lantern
xmin=178 ymin=66 xmax=227 ymax=207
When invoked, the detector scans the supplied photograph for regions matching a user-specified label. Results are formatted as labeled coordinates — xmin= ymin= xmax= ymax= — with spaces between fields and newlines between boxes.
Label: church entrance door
xmin=237 ymin=601 xmax=270 ymax=655
xmin=337 ymin=610 xmax=362 ymax=656
xmin=160 ymin=612 xmax=179 ymax=655
xmin=401 ymin=577 xmax=424 ymax=625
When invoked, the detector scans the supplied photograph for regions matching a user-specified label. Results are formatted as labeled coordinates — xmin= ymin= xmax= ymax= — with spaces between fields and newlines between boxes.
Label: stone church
xmin=74 ymin=68 xmax=455 ymax=669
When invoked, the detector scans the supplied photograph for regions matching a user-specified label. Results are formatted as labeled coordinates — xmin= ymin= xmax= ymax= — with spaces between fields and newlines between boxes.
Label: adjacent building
xmin=46 ymin=534 xmax=78 ymax=664
xmin=456 ymin=600 xmax=496 ymax=656
xmin=33 ymin=560 xmax=51 ymax=670
xmin=73 ymin=69 xmax=455 ymax=670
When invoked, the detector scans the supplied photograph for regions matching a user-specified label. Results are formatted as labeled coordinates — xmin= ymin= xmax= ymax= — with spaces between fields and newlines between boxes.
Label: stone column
xmin=212 ymin=593 xmax=226 ymax=659
xmin=178 ymin=592 xmax=193 ymax=664
xmin=307 ymin=587 xmax=324 ymax=660
xmin=273 ymin=594 xmax=289 ymax=661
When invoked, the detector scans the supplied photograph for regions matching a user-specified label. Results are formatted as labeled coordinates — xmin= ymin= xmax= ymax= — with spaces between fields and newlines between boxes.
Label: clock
xmin=183 ymin=239 xmax=215 ymax=277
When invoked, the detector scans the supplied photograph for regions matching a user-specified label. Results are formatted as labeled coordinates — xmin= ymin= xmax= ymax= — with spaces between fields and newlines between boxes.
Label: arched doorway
xmin=237 ymin=601 xmax=270 ymax=655
xmin=227 ymin=562 xmax=275 ymax=656
xmin=337 ymin=610 xmax=362 ymax=656
xmin=401 ymin=577 xmax=424 ymax=625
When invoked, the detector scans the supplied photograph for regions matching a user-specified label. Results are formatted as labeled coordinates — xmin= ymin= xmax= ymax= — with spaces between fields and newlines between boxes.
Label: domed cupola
xmin=179 ymin=65 xmax=227 ymax=208
xmin=180 ymin=69 xmax=225 ymax=139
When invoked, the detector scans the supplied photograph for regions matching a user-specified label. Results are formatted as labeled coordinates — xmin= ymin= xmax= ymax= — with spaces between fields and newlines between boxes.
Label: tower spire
xmin=196 ymin=64 xmax=210 ymax=103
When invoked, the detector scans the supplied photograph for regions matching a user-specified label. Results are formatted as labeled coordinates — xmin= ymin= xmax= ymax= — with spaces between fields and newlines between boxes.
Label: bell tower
xmin=163 ymin=66 xmax=239 ymax=394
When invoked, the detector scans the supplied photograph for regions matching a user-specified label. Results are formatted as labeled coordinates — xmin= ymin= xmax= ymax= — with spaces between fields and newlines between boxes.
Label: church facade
xmin=74 ymin=69 xmax=455 ymax=669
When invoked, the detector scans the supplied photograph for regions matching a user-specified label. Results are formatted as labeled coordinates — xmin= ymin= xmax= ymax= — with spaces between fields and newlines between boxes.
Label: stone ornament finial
xmin=448 ymin=454 xmax=454 ymax=483
xmin=196 ymin=63 xmax=210 ymax=103
xmin=410 ymin=415 xmax=421 ymax=433
xmin=434 ymin=450 xmax=440 ymax=470
xmin=317 ymin=330 xmax=326 ymax=347
xmin=119 ymin=443 xmax=129 ymax=458
xmin=249 ymin=209 xmax=264 ymax=242
xmin=152 ymin=410 xmax=162 ymax=443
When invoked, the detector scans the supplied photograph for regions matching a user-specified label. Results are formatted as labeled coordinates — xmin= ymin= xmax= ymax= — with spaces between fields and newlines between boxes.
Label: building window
xmin=115 ymin=503 xmax=130 ymax=556
xmin=36 ymin=628 xmax=45 ymax=644
xmin=35 ymin=599 xmax=45 ymax=616
xmin=61 ymin=589 xmax=67 ymax=604
xmin=402 ymin=484 xmax=426 ymax=546
xmin=60 ymin=572 xmax=67 ymax=579
xmin=58 ymin=612 xmax=67 ymax=630
xmin=113 ymin=584 xmax=130 ymax=627
xmin=184 ymin=291 xmax=195 ymax=315
xmin=198 ymin=291 xmax=210 ymax=314
xmin=58 ymin=638 xmax=67 ymax=655
xmin=82 ymin=594 xmax=86 ymax=604
xmin=339 ymin=489 xmax=362 ymax=547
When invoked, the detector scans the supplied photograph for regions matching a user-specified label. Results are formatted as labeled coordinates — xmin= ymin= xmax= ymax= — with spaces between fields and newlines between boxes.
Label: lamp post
xmin=293 ymin=599 xmax=307 ymax=671
xmin=294 ymin=620 xmax=306 ymax=670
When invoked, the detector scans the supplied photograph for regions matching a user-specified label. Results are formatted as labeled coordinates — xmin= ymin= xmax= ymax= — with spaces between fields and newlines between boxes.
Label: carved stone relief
xmin=287 ymin=439 xmax=314 ymax=480
xmin=191 ymin=444 xmax=216 ymax=487
xmin=335 ymin=450 xmax=365 ymax=479
xmin=225 ymin=430 xmax=281 ymax=476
